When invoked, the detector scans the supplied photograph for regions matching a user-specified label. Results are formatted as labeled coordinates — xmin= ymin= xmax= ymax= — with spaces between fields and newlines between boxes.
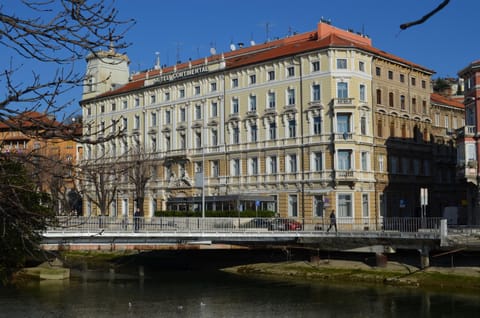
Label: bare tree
xmin=0 ymin=1 xmax=133 ymax=283
xmin=78 ymin=156 xmax=121 ymax=218
xmin=126 ymin=145 xmax=153 ymax=217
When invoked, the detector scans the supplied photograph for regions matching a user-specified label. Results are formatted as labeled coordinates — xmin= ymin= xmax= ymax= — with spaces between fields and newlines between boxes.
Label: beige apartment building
xmin=79 ymin=21 xmax=463 ymax=224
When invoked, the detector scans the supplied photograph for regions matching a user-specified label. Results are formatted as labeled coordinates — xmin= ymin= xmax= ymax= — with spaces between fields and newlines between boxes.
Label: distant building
xmin=457 ymin=60 xmax=480 ymax=225
xmin=79 ymin=21 xmax=463 ymax=224
xmin=0 ymin=111 xmax=82 ymax=214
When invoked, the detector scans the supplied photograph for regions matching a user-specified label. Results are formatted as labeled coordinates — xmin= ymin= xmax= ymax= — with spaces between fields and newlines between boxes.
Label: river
xmin=1 ymin=266 xmax=479 ymax=318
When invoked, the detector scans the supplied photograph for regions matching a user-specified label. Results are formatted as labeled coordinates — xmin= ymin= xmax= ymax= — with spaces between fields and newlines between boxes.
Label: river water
xmin=1 ymin=267 xmax=479 ymax=318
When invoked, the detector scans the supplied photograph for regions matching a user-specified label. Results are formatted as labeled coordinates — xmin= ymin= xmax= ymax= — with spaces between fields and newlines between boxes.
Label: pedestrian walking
xmin=327 ymin=210 xmax=337 ymax=232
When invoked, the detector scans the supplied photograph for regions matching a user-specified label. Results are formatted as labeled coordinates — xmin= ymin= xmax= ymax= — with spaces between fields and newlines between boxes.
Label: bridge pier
xmin=419 ymin=247 xmax=430 ymax=269
xmin=375 ymin=253 xmax=388 ymax=267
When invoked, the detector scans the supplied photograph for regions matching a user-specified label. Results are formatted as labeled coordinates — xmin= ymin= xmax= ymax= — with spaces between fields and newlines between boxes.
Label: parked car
xmin=268 ymin=219 xmax=302 ymax=231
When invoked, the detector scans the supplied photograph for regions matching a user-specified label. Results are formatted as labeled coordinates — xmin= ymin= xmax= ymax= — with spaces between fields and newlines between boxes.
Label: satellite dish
xmin=230 ymin=43 xmax=236 ymax=51
xmin=210 ymin=47 xmax=217 ymax=55
xmin=250 ymin=40 xmax=256 ymax=46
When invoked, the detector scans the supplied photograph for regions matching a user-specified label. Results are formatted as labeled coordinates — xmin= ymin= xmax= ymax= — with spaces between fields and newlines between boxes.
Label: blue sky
xmin=4 ymin=0 xmax=479 ymax=117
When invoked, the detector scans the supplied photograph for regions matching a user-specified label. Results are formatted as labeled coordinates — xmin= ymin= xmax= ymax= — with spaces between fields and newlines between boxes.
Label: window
xmin=194 ymin=85 xmax=200 ymax=95
xmin=249 ymin=74 xmax=256 ymax=85
xmin=165 ymin=135 xmax=171 ymax=151
xmin=337 ymin=150 xmax=352 ymax=170
xmin=99 ymin=121 xmax=105 ymax=134
xmin=180 ymin=108 xmax=186 ymax=122
xmin=179 ymin=88 xmax=185 ymax=98
xmin=312 ymin=61 xmax=320 ymax=72
xmin=389 ymin=92 xmax=394 ymax=107
xmin=313 ymin=116 xmax=321 ymax=135
xmin=268 ymin=92 xmax=276 ymax=108
xmin=122 ymin=118 xmax=128 ymax=130
xmin=412 ymin=98 xmax=417 ymax=112
xmin=268 ymin=70 xmax=275 ymax=81
xmin=287 ymin=66 xmax=295 ymax=77
xmin=337 ymin=113 xmax=351 ymax=133
xmin=444 ymin=115 xmax=449 ymax=129
xmin=180 ymin=134 xmax=186 ymax=149
xmin=288 ymin=194 xmax=298 ymax=217
xmin=123 ymin=100 xmax=128 ymax=109
xmin=111 ymin=102 xmax=116 ymax=111
xmin=212 ymin=129 xmax=218 ymax=146
xmin=361 ymin=151 xmax=369 ymax=171
xmin=210 ymin=82 xmax=217 ymax=92
xmin=164 ymin=92 xmax=170 ymax=101
xmin=134 ymin=115 xmax=140 ymax=129
xmin=232 ymin=98 xmax=239 ymax=114
xmin=134 ymin=98 xmax=140 ymax=107
xmin=150 ymin=95 xmax=156 ymax=104
xmin=378 ymin=155 xmax=384 ymax=172
xmin=195 ymin=105 xmax=202 ymax=120
xmin=376 ymin=89 xmax=382 ymax=104
xmin=249 ymin=95 xmax=257 ymax=111
xmin=195 ymin=161 xmax=203 ymax=173
xmin=211 ymin=160 xmax=219 ymax=177
xmin=151 ymin=112 xmax=157 ymax=126
xmin=337 ymin=82 xmax=348 ymax=98
xmin=375 ymin=67 xmax=381 ymax=76
xmin=287 ymin=88 xmax=295 ymax=105
xmin=434 ymin=113 xmax=440 ymax=126
xmin=399 ymin=74 xmax=405 ymax=83
xmin=250 ymin=157 xmax=258 ymax=175
xmin=411 ymin=77 xmax=416 ymax=86
xmin=314 ymin=196 xmax=324 ymax=217
xmin=211 ymin=102 xmax=218 ymax=117
xmin=359 ymin=61 xmax=365 ymax=72
xmin=421 ymin=80 xmax=426 ymax=89
xmin=337 ymin=58 xmax=347 ymax=69
xmin=359 ymin=84 xmax=366 ymax=102
xmin=269 ymin=122 xmax=277 ymax=140
xmin=313 ymin=152 xmax=322 ymax=171
xmin=165 ymin=110 xmax=171 ymax=124
xmin=400 ymin=95 xmax=405 ymax=110
xmin=312 ymin=84 xmax=321 ymax=101
xmin=388 ymin=70 xmax=393 ymax=80
xmin=288 ymin=119 xmax=296 ymax=138
xmin=338 ymin=194 xmax=352 ymax=217
xmin=269 ymin=156 xmax=277 ymax=174
xmin=232 ymin=127 xmax=240 ymax=144
xmin=250 ymin=124 xmax=257 ymax=142
xmin=231 ymin=78 xmax=238 ymax=88
xmin=422 ymin=100 xmax=427 ymax=114
xmin=100 ymin=104 xmax=105 ymax=113
xmin=195 ymin=132 xmax=202 ymax=148
xmin=362 ymin=194 xmax=369 ymax=218
xmin=360 ymin=116 xmax=367 ymax=135
xmin=232 ymin=159 xmax=240 ymax=176
xmin=289 ymin=154 xmax=297 ymax=172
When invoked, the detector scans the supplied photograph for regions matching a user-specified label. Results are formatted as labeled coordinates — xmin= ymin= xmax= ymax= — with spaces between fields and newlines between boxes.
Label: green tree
xmin=0 ymin=159 xmax=54 ymax=284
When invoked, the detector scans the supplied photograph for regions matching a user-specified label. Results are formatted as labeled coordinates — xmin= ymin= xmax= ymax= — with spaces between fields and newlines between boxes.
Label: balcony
xmin=245 ymin=110 xmax=258 ymax=118
xmin=334 ymin=97 xmax=354 ymax=107
xmin=457 ymin=160 xmax=478 ymax=184
xmin=456 ymin=125 xmax=476 ymax=138
xmin=334 ymin=132 xmax=353 ymax=140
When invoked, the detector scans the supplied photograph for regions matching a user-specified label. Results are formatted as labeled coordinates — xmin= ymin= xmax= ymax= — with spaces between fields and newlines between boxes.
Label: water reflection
xmin=1 ymin=269 xmax=479 ymax=318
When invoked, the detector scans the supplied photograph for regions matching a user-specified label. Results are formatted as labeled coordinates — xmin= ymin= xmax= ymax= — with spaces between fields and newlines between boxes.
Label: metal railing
xmin=46 ymin=216 xmax=444 ymax=235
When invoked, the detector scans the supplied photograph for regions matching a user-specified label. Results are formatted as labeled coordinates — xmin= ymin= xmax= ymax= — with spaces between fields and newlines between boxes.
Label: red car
xmin=269 ymin=219 xmax=303 ymax=231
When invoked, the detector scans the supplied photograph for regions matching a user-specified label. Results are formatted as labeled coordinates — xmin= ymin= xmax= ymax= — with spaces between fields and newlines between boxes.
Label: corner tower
xmin=83 ymin=49 xmax=130 ymax=100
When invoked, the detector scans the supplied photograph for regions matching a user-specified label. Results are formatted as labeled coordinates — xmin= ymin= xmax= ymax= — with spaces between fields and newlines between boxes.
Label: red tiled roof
xmin=431 ymin=93 xmax=464 ymax=109
xmin=0 ymin=111 xmax=61 ymax=130
xmin=89 ymin=23 xmax=435 ymax=100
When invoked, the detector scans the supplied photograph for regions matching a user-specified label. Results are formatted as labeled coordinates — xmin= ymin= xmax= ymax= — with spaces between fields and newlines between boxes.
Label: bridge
xmin=41 ymin=216 xmax=480 ymax=268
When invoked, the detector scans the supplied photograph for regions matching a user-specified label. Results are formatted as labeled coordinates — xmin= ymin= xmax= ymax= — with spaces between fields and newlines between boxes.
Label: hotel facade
xmin=79 ymin=22 xmax=464 ymax=224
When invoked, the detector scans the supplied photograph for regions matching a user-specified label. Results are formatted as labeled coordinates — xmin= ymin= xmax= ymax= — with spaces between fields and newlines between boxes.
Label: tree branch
xmin=400 ymin=0 xmax=450 ymax=30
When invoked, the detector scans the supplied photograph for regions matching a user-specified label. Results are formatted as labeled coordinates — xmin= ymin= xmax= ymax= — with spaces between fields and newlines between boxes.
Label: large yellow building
xmin=80 ymin=21 xmax=463 ymax=224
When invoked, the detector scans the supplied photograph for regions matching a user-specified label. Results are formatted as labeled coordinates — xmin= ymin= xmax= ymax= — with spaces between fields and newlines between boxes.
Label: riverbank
xmin=222 ymin=259 xmax=480 ymax=293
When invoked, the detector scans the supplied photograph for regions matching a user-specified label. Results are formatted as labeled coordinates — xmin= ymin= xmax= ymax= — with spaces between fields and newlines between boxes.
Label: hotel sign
xmin=157 ymin=65 xmax=209 ymax=83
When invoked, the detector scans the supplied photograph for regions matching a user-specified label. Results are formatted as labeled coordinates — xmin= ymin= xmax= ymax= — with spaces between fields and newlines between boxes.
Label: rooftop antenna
xmin=154 ymin=52 xmax=160 ymax=70
xmin=250 ymin=33 xmax=255 ymax=46
xmin=209 ymin=42 xmax=217 ymax=55
xmin=229 ymin=42 xmax=236 ymax=51
xmin=265 ymin=22 xmax=270 ymax=42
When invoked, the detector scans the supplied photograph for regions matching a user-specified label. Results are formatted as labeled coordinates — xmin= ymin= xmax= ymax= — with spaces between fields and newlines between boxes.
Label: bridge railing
xmin=46 ymin=216 xmax=444 ymax=234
